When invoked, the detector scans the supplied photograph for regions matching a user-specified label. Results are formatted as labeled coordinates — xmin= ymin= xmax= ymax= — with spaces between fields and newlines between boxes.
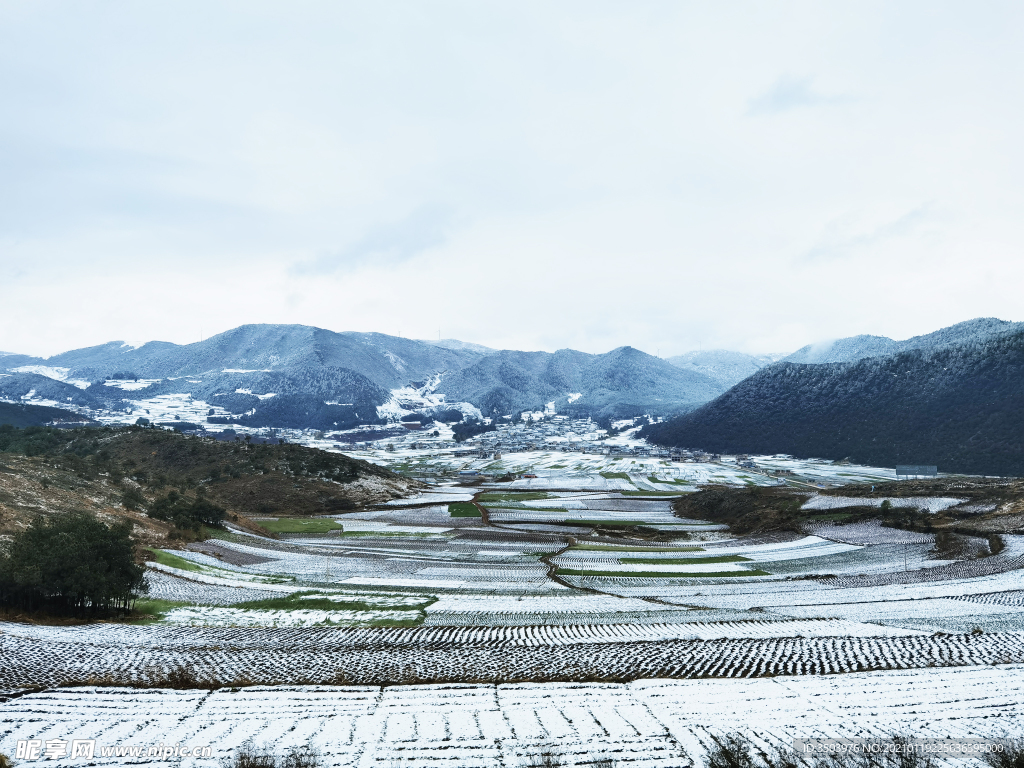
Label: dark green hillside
xmin=0 ymin=401 xmax=94 ymax=428
xmin=644 ymin=329 xmax=1024 ymax=476
xmin=0 ymin=373 xmax=110 ymax=409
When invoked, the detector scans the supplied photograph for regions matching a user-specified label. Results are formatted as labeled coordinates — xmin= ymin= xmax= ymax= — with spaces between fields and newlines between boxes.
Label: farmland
xmin=4 ymin=666 xmax=1024 ymax=767
xmin=5 ymin=446 xmax=1024 ymax=760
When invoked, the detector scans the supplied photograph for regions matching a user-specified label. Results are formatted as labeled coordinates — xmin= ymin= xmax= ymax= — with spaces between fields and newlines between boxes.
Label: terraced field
xmin=5 ymin=619 xmax=1024 ymax=690
xmin=8 ymin=478 xmax=1024 ymax=756
xmin=5 ymin=666 xmax=1024 ymax=767
xmin=117 ymin=484 xmax=1024 ymax=638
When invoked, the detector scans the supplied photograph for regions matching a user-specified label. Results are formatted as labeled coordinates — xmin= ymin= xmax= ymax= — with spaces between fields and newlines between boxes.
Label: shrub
xmin=452 ymin=419 xmax=497 ymax=443
xmin=983 ymin=737 xmax=1024 ymax=768
xmin=148 ymin=490 xmax=226 ymax=530
xmin=435 ymin=408 xmax=464 ymax=423
xmin=707 ymin=734 xmax=759 ymax=768
xmin=222 ymin=741 xmax=320 ymax=768
xmin=703 ymin=734 xmax=937 ymax=768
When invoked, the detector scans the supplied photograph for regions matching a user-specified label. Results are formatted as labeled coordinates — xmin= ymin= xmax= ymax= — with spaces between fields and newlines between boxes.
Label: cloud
xmin=292 ymin=203 xmax=453 ymax=275
xmin=747 ymin=75 xmax=843 ymax=115
xmin=803 ymin=204 xmax=936 ymax=263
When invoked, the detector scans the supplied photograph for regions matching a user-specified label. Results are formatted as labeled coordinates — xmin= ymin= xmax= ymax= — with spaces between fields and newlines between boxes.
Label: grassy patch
xmin=201 ymin=525 xmax=236 ymax=541
xmin=804 ymin=512 xmax=855 ymax=522
xmin=449 ymin=502 xmax=481 ymax=518
xmin=620 ymin=554 xmax=751 ymax=565
xmin=599 ymin=471 xmax=632 ymax=481
xmin=146 ymin=548 xmax=205 ymax=573
xmin=233 ymin=591 xmax=436 ymax=612
xmin=336 ymin=531 xmax=439 ymax=538
xmin=557 ymin=568 xmax=770 ymax=578
xmin=130 ymin=598 xmax=190 ymax=623
xmin=618 ymin=490 xmax=686 ymax=497
xmin=147 ymin=548 xmax=294 ymax=583
xmin=570 ymin=543 xmax=703 ymax=552
xmin=477 ymin=492 xmax=550 ymax=503
xmin=259 ymin=518 xmax=345 ymax=534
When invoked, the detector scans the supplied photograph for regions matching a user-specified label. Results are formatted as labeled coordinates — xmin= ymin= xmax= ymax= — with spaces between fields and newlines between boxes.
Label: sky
xmin=2 ymin=1 xmax=1023 ymax=359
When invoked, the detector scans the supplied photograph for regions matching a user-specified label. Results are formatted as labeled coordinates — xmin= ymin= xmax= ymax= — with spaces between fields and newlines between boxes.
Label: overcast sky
xmin=2 ymin=1 xmax=1023 ymax=358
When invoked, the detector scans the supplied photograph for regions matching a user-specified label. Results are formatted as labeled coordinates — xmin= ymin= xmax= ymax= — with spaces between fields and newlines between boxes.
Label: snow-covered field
xmin=802 ymin=494 xmax=968 ymax=513
xmin=125 ymin=484 xmax=1024 ymax=637
xmin=8 ymin=459 xmax=1024 ymax=745
xmin=5 ymin=666 xmax=1024 ymax=767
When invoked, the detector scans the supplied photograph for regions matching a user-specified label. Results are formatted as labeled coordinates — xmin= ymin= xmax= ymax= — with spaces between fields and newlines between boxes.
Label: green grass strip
xmin=620 ymin=555 xmax=751 ymax=565
xmin=449 ymin=502 xmax=481 ymax=517
xmin=599 ymin=471 xmax=632 ymax=480
xmin=336 ymin=531 xmax=440 ymax=538
xmin=130 ymin=598 xmax=190 ymax=623
xmin=147 ymin=548 xmax=206 ymax=573
xmin=233 ymin=591 xmax=436 ymax=612
xmin=617 ymin=490 xmax=686 ymax=497
xmin=259 ymin=518 xmax=344 ymax=534
xmin=570 ymin=544 xmax=703 ymax=552
xmin=557 ymin=568 xmax=770 ymax=578
xmin=477 ymin=492 xmax=550 ymax=503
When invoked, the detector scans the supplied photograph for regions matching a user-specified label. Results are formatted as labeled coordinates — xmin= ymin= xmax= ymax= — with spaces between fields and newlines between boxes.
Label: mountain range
xmin=780 ymin=318 xmax=1024 ymax=365
xmin=644 ymin=318 xmax=1024 ymax=476
xmin=0 ymin=324 xmax=726 ymax=429
xmin=665 ymin=350 xmax=784 ymax=388
xmin=4 ymin=317 xmax=1023 ymax=475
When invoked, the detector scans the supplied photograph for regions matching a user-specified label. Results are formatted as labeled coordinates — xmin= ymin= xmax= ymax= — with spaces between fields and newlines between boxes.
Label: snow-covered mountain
xmin=6 ymin=317 xmax=1017 ymax=435
xmin=0 ymin=325 xmax=723 ymax=430
xmin=436 ymin=346 xmax=725 ymax=420
xmin=422 ymin=339 xmax=496 ymax=354
xmin=666 ymin=350 xmax=783 ymax=389
xmin=782 ymin=318 xmax=1024 ymax=365
xmin=646 ymin=318 xmax=1024 ymax=476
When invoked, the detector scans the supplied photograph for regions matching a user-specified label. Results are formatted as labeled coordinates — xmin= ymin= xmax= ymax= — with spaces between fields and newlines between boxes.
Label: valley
xmin=4 ymin=318 xmax=1024 ymax=765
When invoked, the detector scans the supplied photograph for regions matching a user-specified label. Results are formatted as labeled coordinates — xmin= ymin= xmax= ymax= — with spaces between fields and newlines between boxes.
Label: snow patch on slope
xmin=11 ymin=365 xmax=90 ymax=389
xmin=376 ymin=375 xmax=482 ymax=422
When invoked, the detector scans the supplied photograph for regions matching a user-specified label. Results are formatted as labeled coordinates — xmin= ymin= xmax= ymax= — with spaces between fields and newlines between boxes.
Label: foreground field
xmin=4 ymin=665 xmax=1024 ymax=767
xmin=8 ymin=451 xmax=1024 ymax=758
xmin=3 ymin=621 xmax=1024 ymax=689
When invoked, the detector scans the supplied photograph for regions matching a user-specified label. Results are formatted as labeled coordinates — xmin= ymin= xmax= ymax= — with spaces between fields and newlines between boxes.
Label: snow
xmin=145 ymin=562 xmax=299 ymax=592
xmin=9 ymin=365 xmax=93 ymax=389
xmin=566 ymin=392 xmax=583 ymax=403
xmin=103 ymin=379 xmax=162 ymax=391
xmin=802 ymin=495 xmax=967 ymax=513
xmin=342 ymin=576 xmax=469 ymax=588
xmin=160 ymin=606 xmax=422 ymax=627
xmin=234 ymin=388 xmax=277 ymax=399
xmin=4 ymin=666 xmax=1024 ymax=767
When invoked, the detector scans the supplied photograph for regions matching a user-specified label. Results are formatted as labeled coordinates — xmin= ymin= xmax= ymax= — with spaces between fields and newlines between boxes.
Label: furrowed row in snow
xmin=2 ymin=628 xmax=1023 ymax=688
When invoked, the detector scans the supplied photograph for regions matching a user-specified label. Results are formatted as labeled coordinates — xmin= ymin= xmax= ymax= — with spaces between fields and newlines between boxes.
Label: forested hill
xmin=436 ymin=346 xmax=724 ymax=419
xmin=642 ymin=329 xmax=1024 ymax=476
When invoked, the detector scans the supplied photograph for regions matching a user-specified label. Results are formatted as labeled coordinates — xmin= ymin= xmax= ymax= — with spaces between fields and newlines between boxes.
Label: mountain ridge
xmin=782 ymin=318 xmax=1024 ymax=365
xmin=644 ymin=327 xmax=1024 ymax=476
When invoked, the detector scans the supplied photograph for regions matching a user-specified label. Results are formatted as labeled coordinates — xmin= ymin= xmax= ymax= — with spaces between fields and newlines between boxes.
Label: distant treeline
xmin=452 ymin=420 xmax=497 ymax=443
xmin=0 ymin=401 xmax=92 ymax=429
